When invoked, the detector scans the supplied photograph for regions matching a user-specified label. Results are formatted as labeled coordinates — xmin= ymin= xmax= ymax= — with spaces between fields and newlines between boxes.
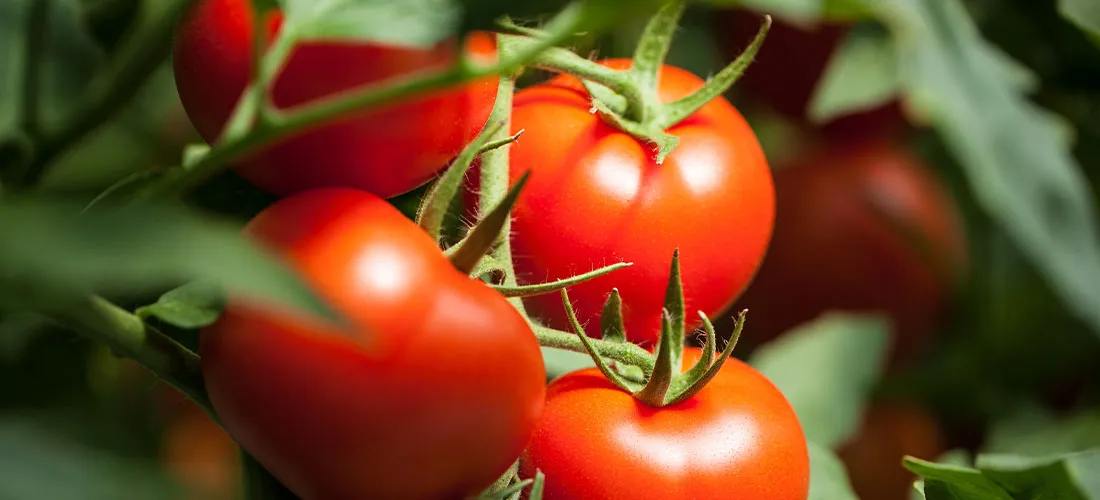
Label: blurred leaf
xmin=867 ymin=0 xmax=1100 ymax=339
xmin=985 ymin=405 xmax=1100 ymax=457
xmin=0 ymin=200 xmax=335 ymax=323
xmin=808 ymin=442 xmax=859 ymax=500
xmin=1059 ymin=0 xmax=1100 ymax=46
xmin=279 ymin=0 xmax=460 ymax=47
xmin=906 ymin=451 xmax=1100 ymax=500
xmin=749 ymin=313 xmax=889 ymax=448
xmin=0 ymin=417 xmax=184 ymax=500
xmin=136 ymin=280 xmax=225 ymax=329
xmin=717 ymin=0 xmax=871 ymax=24
xmin=904 ymin=458 xmax=1013 ymax=499
xmin=542 ymin=347 xmax=595 ymax=380
xmin=808 ymin=24 xmax=898 ymax=124
xmin=977 ymin=452 xmax=1100 ymax=499
xmin=0 ymin=312 xmax=51 ymax=361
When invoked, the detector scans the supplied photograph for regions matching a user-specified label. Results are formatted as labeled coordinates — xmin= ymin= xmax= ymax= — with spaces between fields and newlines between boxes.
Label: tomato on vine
xmin=734 ymin=139 xmax=967 ymax=362
xmin=172 ymin=0 xmax=498 ymax=198
xmin=502 ymin=58 xmax=774 ymax=347
xmin=200 ymin=189 xmax=546 ymax=499
xmin=519 ymin=347 xmax=810 ymax=499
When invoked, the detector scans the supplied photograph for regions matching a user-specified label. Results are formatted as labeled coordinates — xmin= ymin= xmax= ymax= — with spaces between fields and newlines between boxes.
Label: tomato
xmin=518 ymin=347 xmax=809 ymax=499
xmin=200 ymin=189 xmax=546 ymax=500
xmin=159 ymin=394 xmax=241 ymax=500
xmin=838 ymin=402 xmax=946 ymax=500
xmin=716 ymin=10 xmax=906 ymax=137
xmin=503 ymin=60 xmax=774 ymax=346
xmin=172 ymin=0 xmax=498 ymax=198
xmin=734 ymin=139 xmax=967 ymax=361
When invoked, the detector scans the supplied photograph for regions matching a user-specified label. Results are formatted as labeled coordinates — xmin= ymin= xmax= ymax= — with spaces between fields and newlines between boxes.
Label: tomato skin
xmin=200 ymin=189 xmax=546 ymax=500
xmin=172 ymin=0 xmax=498 ymax=198
xmin=519 ymin=348 xmax=809 ymax=499
xmin=505 ymin=60 xmax=774 ymax=346
xmin=734 ymin=139 xmax=967 ymax=360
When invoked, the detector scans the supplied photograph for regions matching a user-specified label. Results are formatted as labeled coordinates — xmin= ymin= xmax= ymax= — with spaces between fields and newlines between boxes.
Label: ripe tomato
xmin=172 ymin=0 xmax=498 ymax=198
xmin=838 ymin=402 xmax=946 ymax=500
xmin=716 ymin=10 xmax=906 ymax=137
xmin=519 ymin=348 xmax=809 ymax=499
xmin=200 ymin=189 xmax=546 ymax=500
xmin=505 ymin=60 xmax=774 ymax=346
xmin=734 ymin=139 xmax=967 ymax=361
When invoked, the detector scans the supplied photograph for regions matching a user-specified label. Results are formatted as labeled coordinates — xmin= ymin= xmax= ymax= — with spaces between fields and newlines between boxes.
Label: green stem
xmin=627 ymin=0 xmax=686 ymax=121
xmin=20 ymin=0 xmax=50 ymax=141
xmin=534 ymin=326 xmax=655 ymax=377
xmin=44 ymin=294 xmax=214 ymax=419
xmin=134 ymin=2 xmax=589 ymax=203
xmin=22 ymin=0 xmax=196 ymax=188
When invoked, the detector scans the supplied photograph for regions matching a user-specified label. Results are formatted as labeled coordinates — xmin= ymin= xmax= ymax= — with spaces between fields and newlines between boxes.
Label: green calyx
xmin=561 ymin=250 xmax=747 ymax=407
xmin=498 ymin=1 xmax=772 ymax=164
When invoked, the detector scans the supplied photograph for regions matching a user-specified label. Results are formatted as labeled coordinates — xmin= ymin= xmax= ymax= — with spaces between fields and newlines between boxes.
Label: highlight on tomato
xmin=172 ymin=0 xmax=498 ymax=198
xmin=200 ymin=188 xmax=546 ymax=500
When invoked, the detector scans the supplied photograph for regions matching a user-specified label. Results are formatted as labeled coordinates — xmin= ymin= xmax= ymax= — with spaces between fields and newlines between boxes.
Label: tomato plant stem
xmin=135 ymin=2 xmax=591 ymax=203
xmin=534 ymin=326 xmax=656 ymax=376
xmin=45 ymin=294 xmax=214 ymax=418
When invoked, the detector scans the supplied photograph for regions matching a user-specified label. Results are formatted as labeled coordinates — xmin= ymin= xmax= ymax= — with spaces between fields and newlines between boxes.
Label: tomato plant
xmin=503 ymin=59 xmax=774 ymax=346
xmin=519 ymin=347 xmax=810 ymax=499
xmin=172 ymin=0 xmax=499 ymax=198
xmin=200 ymin=188 xmax=546 ymax=499
xmin=837 ymin=402 xmax=946 ymax=500
xmin=735 ymin=138 xmax=967 ymax=361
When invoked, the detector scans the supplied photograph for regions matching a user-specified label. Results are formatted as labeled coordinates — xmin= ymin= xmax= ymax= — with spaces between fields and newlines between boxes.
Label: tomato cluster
xmin=174 ymin=1 xmax=810 ymax=498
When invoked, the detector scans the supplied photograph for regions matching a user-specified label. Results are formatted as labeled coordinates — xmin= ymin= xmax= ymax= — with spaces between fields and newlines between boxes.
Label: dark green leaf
xmin=135 ymin=280 xmax=225 ymax=329
xmin=871 ymin=0 xmax=1100 ymax=338
xmin=808 ymin=442 xmax=859 ymax=500
xmin=0 ymin=200 xmax=335 ymax=324
xmin=749 ymin=313 xmax=889 ymax=448
xmin=280 ymin=0 xmax=460 ymax=47
xmin=0 ymin=417 xmax=185 ymax=500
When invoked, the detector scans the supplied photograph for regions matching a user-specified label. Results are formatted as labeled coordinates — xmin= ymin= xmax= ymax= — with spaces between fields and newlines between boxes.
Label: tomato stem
xmin=627 ymin=0 xmax=687 ymax=122
xmin=534 ymin=325 xmax=656 ymax=377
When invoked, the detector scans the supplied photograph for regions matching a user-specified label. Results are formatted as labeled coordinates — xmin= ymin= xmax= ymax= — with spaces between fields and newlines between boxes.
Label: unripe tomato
xmin=172 ymin=0 xmax=498 ymax=198
xmin=201 ymin=189 xmax=546 ymax=500
xmin=504 ymin=60 xmax=775 ymax=346
xmin=735 ymin=139 xmax=967 ymax=361
xmin=519 ymin=348 xmax=810 ymax=499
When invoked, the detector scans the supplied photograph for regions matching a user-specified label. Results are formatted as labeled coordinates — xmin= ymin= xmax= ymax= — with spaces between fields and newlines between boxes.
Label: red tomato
xmin=838 ymin=402 xmax=946 ymax=500
xmin=716 ymin=10 xmax=906 ymax=137
xmin=504 ymin=60 xmax=775 ymax=346
xmin=200 ymin=189 xmax=546 ymax=500
xmin=519 ymin=348 xmax=810 ymax=499
xmin=734 ymin=139 xmax=967 ymax=361
xmin=172 ymin=0 xmax=498 ymax=198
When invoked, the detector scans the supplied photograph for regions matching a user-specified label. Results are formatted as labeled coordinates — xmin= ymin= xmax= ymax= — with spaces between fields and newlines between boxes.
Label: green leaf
xmin=985 ymin=406 xmax=1100 ymax=458
xmin=870 ymin=0 xmax=1100 ymax=338
xmin=720 ymin=0 xmax=871 ymax=24
xmin=1059 ymin=0 xmax=1100 ymax=47
xmin=279 ymin=0 xmax=461 ymax=47
xmin=0 ymin=200 xmax=335 ymax=324
xmin=808 ymin=442 xmax=859 ymax=500
xmin=541 ymin=347 xmax=595 ymax=380
xmin=0 ymin=417 xmax=185 ymax=500
xmin=976 ymin=451 xmax=1100 ymax=500
xmin=903 ymin=457 xmax=1014 ymax=500
xmin=749 ymin=313 xmax=889 ymax=448
xmin=135 ymin=280 xmax=225 ymax=329
xmin=808 ymin=24 xmax=899 ymax=124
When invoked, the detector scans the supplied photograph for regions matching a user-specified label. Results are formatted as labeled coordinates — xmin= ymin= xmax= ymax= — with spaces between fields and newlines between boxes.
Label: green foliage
xmin=807 ymin=442 xmax=859 ymax=500
xmin=278 ymin=0 xmax=461 ymax=47
xmin=907 ymin=451 xmax=1100 ymax=500
xmin=749 ymin=313 xmax=890 ymax=448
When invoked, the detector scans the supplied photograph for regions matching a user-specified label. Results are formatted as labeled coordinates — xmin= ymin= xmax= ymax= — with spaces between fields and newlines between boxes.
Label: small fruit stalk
xmin=518 ymin=251 xmax=811 ymax=499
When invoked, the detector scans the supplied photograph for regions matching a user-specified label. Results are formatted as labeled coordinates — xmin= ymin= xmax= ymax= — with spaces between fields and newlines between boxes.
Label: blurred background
xmin=2 ymin=0 xmax=1099 ymax=499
